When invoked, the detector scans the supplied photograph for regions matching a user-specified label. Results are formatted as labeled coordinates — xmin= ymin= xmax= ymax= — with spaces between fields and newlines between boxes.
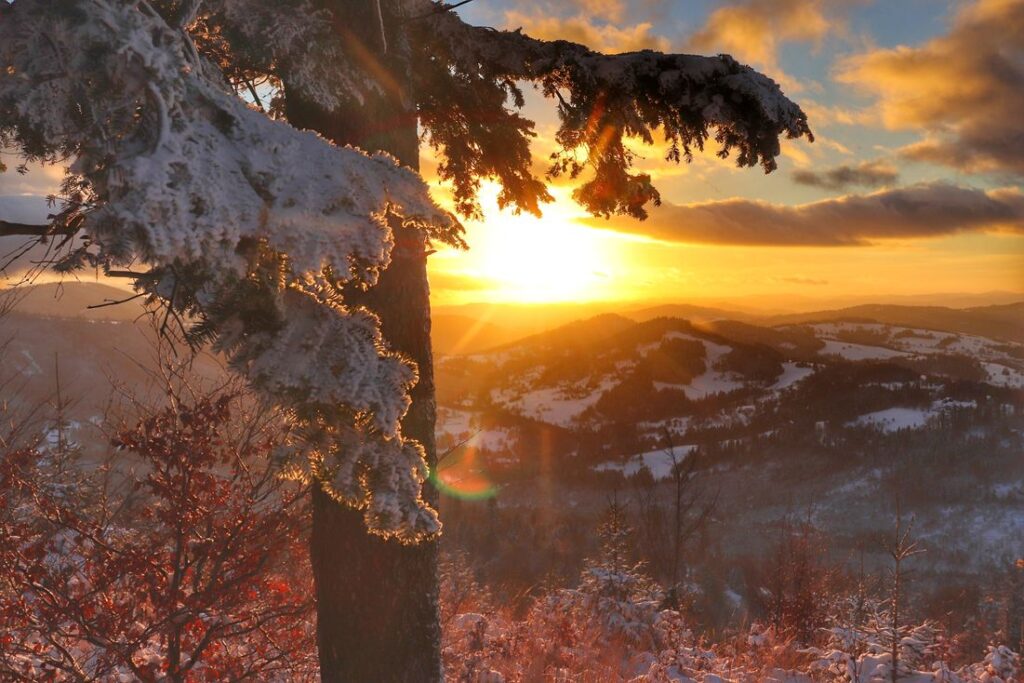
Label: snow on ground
xmin=992 ymin=482 xmax=1024 ymax=500
xmin=850 ymin=399 xmax=977 ymax=433
xmin=635 ymin=330 xmax=698 ymax=355
xmin=595 ymin=445 xmax=696 ymax=480
xmin=437 ymin=407 xmax=474 ymax=439
xmin=771 ymin=362 xmax=815 ymax=390
xmin=807 ymin=322 xmax=1024 ymax=368
xmin=504 ymin=378 xmax=617 ymax=428
xmin=683 ymin=370 xmax=746 ymax=400
xmin=984 ymin=361 xmax=1024 ymax=388
xmin=851 ymin=407 xmax=932 ymax=432
xmin=435 ymin=409 xmax=517 ymax=453
xmin=926 ymin=332 xmax=1011 ymax=358
xmin=926 ymin=504 xmax=1024 ymax=558
xmin=680 ymin=339 xmax=746 ymax=400
xmin=637 ymin=417 xmax=691 ymax=440
xmin=828 ymin=467 xmax=884 ymax=497
xmin=818 ymin=339 xmax=908 ymax=361
xmin=891 ymin=331 xmax=952 ymax=353
xmin=461 ymin=348 xmax=514 ymax=364
xmin=891 ymin=328 xmax=1024 ymax=368
xmin=471 ymin=428 xmax=516 ymax=452
xmin=698 ymin=404 xmax=756 ymax=430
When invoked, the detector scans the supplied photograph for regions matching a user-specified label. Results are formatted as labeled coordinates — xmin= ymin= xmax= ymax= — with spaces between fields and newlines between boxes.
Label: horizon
xmin=4 ymin=280 xmax=1019 ymax=331
xmin=7 ymin=277 xmax=1024 ymax=317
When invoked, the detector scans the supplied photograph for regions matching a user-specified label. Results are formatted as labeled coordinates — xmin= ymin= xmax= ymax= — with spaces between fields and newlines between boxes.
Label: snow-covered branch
xmin=415 ymin=5 xmax=812 ymax=218
xmin=0 ymin=0 xmax=455 ymax=540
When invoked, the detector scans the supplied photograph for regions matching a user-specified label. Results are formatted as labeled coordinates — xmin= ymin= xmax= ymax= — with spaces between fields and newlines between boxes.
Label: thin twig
xmin=86 ymin=293 xmax=146 ymax=310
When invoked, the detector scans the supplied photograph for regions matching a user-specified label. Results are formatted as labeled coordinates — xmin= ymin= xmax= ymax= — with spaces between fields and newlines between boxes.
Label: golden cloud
xmin=583 ymin=182 xmax=1024 ymax=246
xmin=503 ymin=11 xmax=670 ymax=53
xmin=792 ymin=160 xmax=899 ymax=191
xmin=836 ymin=0 xmax=1024 ymax=176
xmin=686 ymin=0 xmax=852 ymax=91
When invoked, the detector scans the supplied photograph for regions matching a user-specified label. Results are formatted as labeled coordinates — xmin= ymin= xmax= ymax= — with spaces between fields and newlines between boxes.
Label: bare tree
xmin=884 ymin=498 xmax=926 ymax=682
xmin=633 ymin=430 xmax=717 ymax=605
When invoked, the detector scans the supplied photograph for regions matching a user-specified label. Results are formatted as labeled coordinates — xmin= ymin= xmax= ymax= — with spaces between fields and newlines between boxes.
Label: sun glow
xmin=432 ymin=185 xmax=622 ymax=304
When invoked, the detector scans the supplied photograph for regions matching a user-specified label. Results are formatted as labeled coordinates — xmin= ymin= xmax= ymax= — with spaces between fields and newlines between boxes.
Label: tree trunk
xmin=285 ymin=2 xmax=442 ymax=680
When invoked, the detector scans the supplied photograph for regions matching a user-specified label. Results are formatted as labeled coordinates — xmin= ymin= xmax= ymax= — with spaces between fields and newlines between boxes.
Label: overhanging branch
xmin=0 ymin=220 xmax=57 ymax=237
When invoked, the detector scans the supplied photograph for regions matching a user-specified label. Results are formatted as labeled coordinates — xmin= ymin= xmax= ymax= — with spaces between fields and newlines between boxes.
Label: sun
xmin=434 ymin=184 xmax=620 ymax=304
xmin=471 ymin=210 xmax=611 ymax=303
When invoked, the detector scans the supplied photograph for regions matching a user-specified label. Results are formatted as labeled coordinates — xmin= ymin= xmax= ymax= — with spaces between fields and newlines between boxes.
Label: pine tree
xmin=573 ymin=499 xmax=663 ymax=649
xmin=0 ymin=1 xmax=811 ymax=678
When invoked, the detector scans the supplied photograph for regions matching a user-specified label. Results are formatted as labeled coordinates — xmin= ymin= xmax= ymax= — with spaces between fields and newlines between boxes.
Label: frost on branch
xmin=414 ymin=4 xmax=812 ymax=219
xmin=0 ymin=0 xmax=457 ymax=541
xmin=0 ymin=0 xmax=456 ymax=276
xmin=196 ymin=0 xmax=386 ymax=112
xmin=217 ymin=285 xmax=415 ymax=437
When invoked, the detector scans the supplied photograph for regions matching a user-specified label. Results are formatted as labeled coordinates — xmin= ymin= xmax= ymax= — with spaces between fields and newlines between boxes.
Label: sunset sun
xmin=434 ymin=184 xmax=622 ymax=304
xmin=473 ymin=211 xmax=610 ymax=303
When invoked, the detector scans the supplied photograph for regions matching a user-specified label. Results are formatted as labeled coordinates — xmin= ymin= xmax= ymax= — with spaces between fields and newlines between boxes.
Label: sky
xmin=1 ymin=0 xmax=1022 ymax=310
xmin=426 ymin=0 xmax=1024 ymax=306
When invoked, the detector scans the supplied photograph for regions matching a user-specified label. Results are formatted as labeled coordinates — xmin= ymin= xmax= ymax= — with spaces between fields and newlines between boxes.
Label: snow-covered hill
xmin=436 ymin=315 xmax=1023 ymax=456
xmin=434 ymin=312 xmax=1024 ymax=578
xmin=3 ymin=284 xmax=1022 ymax=579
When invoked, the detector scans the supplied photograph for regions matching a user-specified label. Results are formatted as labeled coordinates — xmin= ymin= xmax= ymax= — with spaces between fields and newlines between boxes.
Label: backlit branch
xmin=414 ymin=5 xmax=812 ymax=219
xmin=0 ymin=220 xmax=54 ymax=237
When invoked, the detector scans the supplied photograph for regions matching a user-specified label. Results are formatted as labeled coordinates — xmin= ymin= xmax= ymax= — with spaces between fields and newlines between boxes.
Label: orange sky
xmin=2 ymin=0 xmax=1022 ymax=309
xmin=423 ymin=0 xmax=1024 ymax=306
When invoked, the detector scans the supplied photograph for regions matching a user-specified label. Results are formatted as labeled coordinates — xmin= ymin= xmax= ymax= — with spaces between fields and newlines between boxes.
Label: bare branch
xmin=0 ymin=219 xmax=57 ymax=237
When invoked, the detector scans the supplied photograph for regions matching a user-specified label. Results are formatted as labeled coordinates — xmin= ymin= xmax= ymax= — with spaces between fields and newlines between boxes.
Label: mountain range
xmin=3 ymin=281 xmax=1022 ymax=583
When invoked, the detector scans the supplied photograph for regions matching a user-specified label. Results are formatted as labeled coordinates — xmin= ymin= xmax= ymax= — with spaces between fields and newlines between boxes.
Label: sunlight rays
xmin=431 ymin=183 xmax=623 ymax=304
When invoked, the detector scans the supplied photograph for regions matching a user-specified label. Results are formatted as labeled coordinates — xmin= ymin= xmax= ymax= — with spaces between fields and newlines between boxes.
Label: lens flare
xmin=430 ymin=439 xmax=499 ymax=501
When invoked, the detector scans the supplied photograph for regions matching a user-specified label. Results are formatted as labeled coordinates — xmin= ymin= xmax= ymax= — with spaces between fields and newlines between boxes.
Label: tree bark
xmin=285 ymin=2 xmax=442 ymax=680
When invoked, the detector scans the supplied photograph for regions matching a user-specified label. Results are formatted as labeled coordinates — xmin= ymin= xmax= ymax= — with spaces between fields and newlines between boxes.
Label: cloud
xmin=582 ymin=182 xmax=1024 ymax=246
xmin=779 ymin=276 xmax=829 ymax=286
xmin=504 ymin=11 xmax=670 ymax=53
xmin=0 ymin=161 xmax=64 ymax=197
xmin=499 ymin=0 xmax=671 ymax=25
xmin=792 ymin=160 xmax=898 ymax=191
xmin=686 ymin=0 xmax=853 ymax=90
xmin=836 ymin=0 xmax=1024 ymax=177
xmin=798 ymin=100 xmax=877 ymax=128
xmin=565 ymin=0 xmax=626 ymax=23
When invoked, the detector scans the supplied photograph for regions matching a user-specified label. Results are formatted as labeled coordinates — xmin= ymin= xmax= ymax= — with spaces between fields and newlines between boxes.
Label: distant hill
xmin=3 ymin=281 xmax=145 ymax=321
xmin=436 ymin=309 xmax=1023 ymax=434
xmin=432 ymin=314 xmax=517 ymax=355
xmin=432 ymin=301 xmax=628 ymax=342
xmin=491 ymin=313 xmax=636 ymax=354
xmin=621 ymin=303 xmax=754 ymax=324
xmin=0 ymin=311 xmax=225 ymax=435
xmin=696 ymin=319 xmax=824 ymax=359
xmin=766 ymin=302 xmax=1024 ymax=343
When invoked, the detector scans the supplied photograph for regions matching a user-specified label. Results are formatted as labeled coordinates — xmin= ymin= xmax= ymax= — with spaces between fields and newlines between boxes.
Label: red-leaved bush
xmin=0 ymin=395 xmax=315 ymax=682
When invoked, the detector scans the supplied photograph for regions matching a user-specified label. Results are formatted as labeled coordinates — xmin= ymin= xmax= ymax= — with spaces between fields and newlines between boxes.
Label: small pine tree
xmin=565 ymin=499 xmax=664 ymax=653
